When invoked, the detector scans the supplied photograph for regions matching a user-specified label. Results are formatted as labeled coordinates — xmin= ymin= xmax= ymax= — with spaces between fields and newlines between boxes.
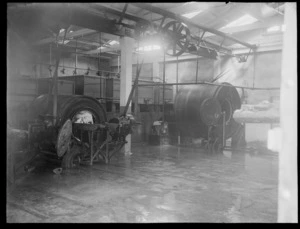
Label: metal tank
xmin=28 ymin=94 xmax=107 ymax=127
xmin=174 ymin=82 xmax=241 ymax=140
xmin=26 ymin=94 xmax=108 ymax=158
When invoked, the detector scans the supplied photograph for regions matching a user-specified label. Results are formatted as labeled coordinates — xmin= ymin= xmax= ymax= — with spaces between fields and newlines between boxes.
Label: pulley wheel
xmin=162 ymin=21 xmax=191 ymax=56
xmin=56 ymin=119 xmax=72 ymax=157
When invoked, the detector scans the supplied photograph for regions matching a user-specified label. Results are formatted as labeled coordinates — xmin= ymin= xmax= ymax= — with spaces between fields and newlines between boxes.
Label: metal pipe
xmin=41 ymin=48 xmax=112 ymax=59
xmin=83 ymin=78 xmax=157 ymax=85
xmin=73 ymin=38 xmax=78 ymax=76
xmin=98 ymin=33 xmax=101 ymax=99
xmin=117 ymin=56 xmax=120 ymax=73
xmin=134 ymin=43 xmax=140 ymax=116
xmin=252 ymin=50 xmax=256 ymax=88
xmin=52 ymin=56 xmax=59 ymax=125
xmin=176 ymin=56 xmax=179 ymax=93
xmin=90 ymin=131 xmax=93 ymax=165
xmin=222 ymin=111 xmax=226 ymax=148
xmin=35 ymin=62 xmax=118 ymax=75
xmin=49 ymin=44 xmax=52 ymax=65
xmin=162 ymin=50 xmax=166 ymax=122
xmin=137 ymin=81 xmax=280 ymax=90
xmin=52 ymin=28 xmax=69 ymax=125
xmin=99 ymin=32 xmax=102 ymax=101
xmin=121 ymin=60 xmax=144 ymax=117
xmin=195 ymin=55 xmax=199 ymax=83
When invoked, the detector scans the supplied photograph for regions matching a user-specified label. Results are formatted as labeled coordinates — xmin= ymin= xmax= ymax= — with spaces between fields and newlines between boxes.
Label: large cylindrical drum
xmin=27 ymin=94 xmax=107 ymax=157
xmin=174 ymin=82 xmax=241 ymax=140
xmin=28 ymin=94 xmax=107 ymax=127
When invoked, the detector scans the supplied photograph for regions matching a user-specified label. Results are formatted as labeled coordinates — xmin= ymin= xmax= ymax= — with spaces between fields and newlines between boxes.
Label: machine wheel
xmin=60 ymin=97 xmax=106 ymax=126
xmin=162 ymin=20 xmax=191 ymax=56
xmin=28 ymin=95 xmax=107 ymax=127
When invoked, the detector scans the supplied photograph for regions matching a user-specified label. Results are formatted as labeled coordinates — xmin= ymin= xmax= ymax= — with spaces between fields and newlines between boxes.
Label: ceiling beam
xmin=130 ymin=3 xmax=256 ymax=49
xmin=34 ymin=28 xmax=97 ymax=46
xmin=71 ymin=39 xmax=101 ymax=47
xmin=87 ymin=3 xmax=151 ymax=26
xmin=35 ymin=30 xmax=119 ymax=49
xmin=82 ymin=45 xmax=120 ymax=55
xmin=264 ymin=3 xmax=285 ymax=16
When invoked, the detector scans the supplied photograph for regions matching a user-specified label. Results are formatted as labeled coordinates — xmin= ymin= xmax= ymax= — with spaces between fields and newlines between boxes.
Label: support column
xmin=120 ymin=36 xmax=134 ymax=155
xmin=278 ymin=2 xmax=297 ymax=223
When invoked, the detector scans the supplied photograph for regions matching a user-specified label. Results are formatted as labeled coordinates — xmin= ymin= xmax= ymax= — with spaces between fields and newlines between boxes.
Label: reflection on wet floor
xmin=7 ymin=143 xmax=278 ymax=223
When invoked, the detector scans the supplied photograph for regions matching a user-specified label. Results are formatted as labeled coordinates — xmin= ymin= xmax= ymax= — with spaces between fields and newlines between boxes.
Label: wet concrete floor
xmin=7 ymin=143 xmax=278 ymax=222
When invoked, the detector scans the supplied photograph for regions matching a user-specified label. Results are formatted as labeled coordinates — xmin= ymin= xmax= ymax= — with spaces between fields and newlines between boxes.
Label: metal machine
xmin=7 ymin=63 xmax=144 ymax=176
xmin=25 ymin=94 xmax=136 ymax=169
xmin=174 ymin=82 xmax=242 ymax=153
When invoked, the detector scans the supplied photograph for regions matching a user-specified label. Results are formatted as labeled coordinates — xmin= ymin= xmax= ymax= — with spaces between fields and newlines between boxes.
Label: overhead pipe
xmin=137 ymin=81 xmax=280 ymax=91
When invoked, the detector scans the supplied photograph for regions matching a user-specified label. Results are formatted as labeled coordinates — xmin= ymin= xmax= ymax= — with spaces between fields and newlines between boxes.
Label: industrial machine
xmin=7 ymin=62 xmax=144 ymax=180
xmin=174 ymin=82 xmax=243 ymax=153
xmin=22 ymin=94 xmax=135 ymax=169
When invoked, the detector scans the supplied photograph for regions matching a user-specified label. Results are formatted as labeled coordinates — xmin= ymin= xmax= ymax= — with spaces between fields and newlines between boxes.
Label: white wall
xmin=111 ymin=49 xmax=282 ymax=104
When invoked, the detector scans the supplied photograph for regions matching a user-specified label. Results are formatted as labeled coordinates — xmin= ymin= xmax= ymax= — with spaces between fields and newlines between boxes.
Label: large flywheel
xmin=162 ymin=21 xmax=191 ymax=56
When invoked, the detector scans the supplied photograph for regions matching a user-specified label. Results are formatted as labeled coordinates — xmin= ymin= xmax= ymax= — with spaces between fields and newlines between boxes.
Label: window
xmin=221 ymin=14 xmax=258 ymax=29
xmin=182 ymin=10 xmax=203 ymax=19
xmin=267 ymin=25 xmax=285 ymax=33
